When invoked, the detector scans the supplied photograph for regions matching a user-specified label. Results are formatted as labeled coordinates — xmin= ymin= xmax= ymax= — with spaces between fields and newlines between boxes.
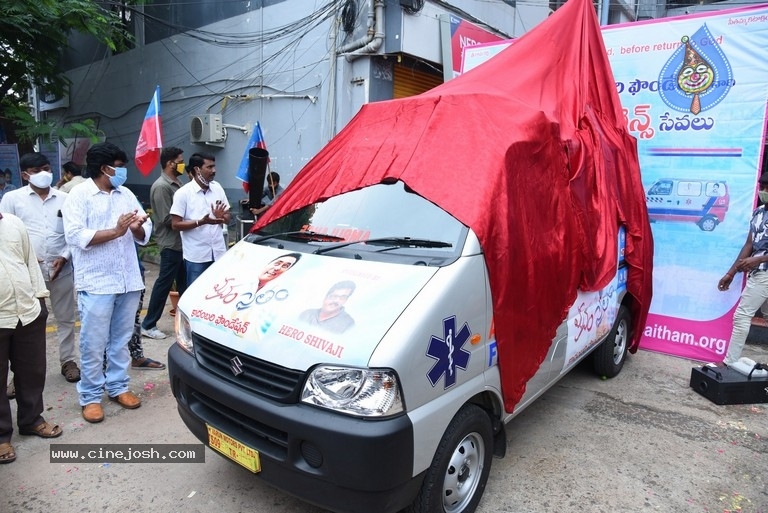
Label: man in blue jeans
xmin=170 ymin=152 xmax=231 ymax=286
xmin=62 ymin=142 xmax=151 ymax=423
xmin=140 ymin=147 xmax=187 ymax=340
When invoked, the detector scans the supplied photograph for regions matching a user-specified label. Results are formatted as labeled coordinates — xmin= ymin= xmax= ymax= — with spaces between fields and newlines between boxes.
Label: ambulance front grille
xmin=193 ymin=333 xmax=305 ymax=403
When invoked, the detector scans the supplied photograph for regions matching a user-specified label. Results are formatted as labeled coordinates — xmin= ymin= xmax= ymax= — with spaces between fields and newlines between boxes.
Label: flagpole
xmin=153 ymin=86 xmax=162 ymax=148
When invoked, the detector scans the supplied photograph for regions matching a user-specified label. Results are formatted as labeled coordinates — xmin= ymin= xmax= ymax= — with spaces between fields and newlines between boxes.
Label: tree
xmin=0 ymin=1 xmax=138 ymax=142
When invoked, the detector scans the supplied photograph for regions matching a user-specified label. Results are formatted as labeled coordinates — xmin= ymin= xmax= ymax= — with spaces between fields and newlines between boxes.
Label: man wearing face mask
xmin=717 ymin=172 xmax=768 ymax=366
xmin=170 ymin=152 xmax=231 ymax=286
xmin=0 ymin=153 xmax=79 ymax=384
xmin=61 ymin=142 xmax=152 ymax=423
xmin=139 ymin=147 xmax=187 ymax=341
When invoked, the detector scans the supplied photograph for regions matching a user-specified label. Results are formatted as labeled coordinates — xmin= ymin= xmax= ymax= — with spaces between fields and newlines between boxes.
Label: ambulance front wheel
xmin=592 ymin=305 xmax=631 ymax=378
xmin=408 ymin=404 xmax=493 ymax=513
xmin=698 ymin=215 xmax=718 ymax=232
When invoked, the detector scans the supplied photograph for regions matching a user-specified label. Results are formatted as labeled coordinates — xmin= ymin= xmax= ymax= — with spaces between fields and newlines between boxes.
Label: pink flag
xmin=135 ymin=86 xmax=163 ymax=176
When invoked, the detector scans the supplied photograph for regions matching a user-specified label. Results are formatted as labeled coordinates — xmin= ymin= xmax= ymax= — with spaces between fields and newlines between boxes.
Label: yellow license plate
xmin=207 ymin=424 xmax=261 ymax=473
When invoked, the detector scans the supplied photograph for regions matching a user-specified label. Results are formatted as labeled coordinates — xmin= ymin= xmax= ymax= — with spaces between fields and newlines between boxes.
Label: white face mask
xmin=28 ymin=171 xmax=53 ymax=189
xmin=195 ymin=171 xmax=210 ymax=188
xmin=759 ymin=190 xmax=768 ymax=204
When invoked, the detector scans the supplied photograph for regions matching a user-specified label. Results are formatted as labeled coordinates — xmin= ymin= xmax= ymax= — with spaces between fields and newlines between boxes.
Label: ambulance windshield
xmin=250 ymin=181 xmax=467 ymax=262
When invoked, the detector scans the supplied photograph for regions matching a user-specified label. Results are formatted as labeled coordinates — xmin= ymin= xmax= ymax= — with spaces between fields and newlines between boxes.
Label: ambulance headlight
xmin=174 ymin=310 xmax=194 ymax=354
xmin=301 ymin=366 xmax=404 ymax=417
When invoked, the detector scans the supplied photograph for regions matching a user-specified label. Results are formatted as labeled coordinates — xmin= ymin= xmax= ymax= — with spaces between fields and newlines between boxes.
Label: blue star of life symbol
xmin=426 ymin=316 xmax=471 ymax=389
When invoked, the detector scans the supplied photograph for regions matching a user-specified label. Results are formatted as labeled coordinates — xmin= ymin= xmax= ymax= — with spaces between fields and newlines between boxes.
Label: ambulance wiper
xmin=247 ymin=231 xmax=346 ymax=244
xmin=314 ymin=237 xmax=452 ymax=255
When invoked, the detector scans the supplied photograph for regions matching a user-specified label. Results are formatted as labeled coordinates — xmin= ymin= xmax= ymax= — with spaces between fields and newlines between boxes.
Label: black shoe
xmin=61 ymin=360 xmax=81 ymax=383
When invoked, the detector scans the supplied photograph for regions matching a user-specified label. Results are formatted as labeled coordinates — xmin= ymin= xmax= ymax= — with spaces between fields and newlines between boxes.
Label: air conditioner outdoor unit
xmin=190 ymin=114 xmax=224 ymax=143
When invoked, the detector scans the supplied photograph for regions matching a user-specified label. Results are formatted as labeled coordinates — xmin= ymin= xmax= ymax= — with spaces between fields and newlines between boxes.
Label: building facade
xmin=44 ymin=0 xmax=549 ymax=201
xmin=41 ymin=0 xmax=761 ymax=201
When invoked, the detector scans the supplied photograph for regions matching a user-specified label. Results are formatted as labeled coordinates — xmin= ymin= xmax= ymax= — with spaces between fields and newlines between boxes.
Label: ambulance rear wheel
xmin=408 ymin=404 xmax=493 ymax=513
xmin=698 ymin=215 xmax=718 ymax=232
xmin=592 ymin=305 xmax=631 ymax=378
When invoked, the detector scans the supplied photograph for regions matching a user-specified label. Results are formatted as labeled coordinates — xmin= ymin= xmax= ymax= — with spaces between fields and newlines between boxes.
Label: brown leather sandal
xmin=0 ymin=442 xmax=16 ymax=463
xmin=19 ymin=420 xmax=63 ymax=438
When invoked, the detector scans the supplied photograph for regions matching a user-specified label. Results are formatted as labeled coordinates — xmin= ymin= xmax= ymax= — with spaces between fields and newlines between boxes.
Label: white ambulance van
xmin=167 ymin=180 xmax=633 ymax=513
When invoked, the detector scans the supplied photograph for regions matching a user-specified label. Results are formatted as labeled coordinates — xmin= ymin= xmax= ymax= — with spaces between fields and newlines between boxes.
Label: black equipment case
xmin=690 ymin=365 xmax=768 ymax=405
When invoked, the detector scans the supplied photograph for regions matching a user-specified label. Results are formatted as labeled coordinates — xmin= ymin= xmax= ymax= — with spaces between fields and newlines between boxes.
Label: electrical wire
xmin=340 ymin=0 xmax=357 ymax=33
xmin=68 ymin=0 xmax=754 ymax=135
xmin=119 ymin=0 xmax=341 ymax=48
xmin=61 ymin=1 xmax=338 ymax=140
xmin=403 ymin=0 xmax=426 ymax=15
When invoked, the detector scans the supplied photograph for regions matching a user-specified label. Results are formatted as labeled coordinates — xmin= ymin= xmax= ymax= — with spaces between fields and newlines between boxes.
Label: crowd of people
xmin=0 ymin=142 xmax=283 ymax=464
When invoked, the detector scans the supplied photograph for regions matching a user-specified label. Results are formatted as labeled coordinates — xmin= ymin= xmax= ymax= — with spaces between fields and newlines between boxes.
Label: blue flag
xmin=236 ymin=122 xmax=267 ymax=189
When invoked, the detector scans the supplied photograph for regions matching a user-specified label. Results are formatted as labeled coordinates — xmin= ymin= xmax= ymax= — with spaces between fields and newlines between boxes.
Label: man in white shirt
xmin=170 ymin=152 xmax=231 ymax=286
xmin=0 ymin=212 xmax=62 ymax=464
xmin=62 ymin=142 xmax=152 ymax=424
xmin=0 ymin=152 xmax=79 ymax=383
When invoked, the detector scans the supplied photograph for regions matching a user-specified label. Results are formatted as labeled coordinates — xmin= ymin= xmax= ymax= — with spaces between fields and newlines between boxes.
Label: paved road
xmin=4 ymin=261 xmax=767 ymax=512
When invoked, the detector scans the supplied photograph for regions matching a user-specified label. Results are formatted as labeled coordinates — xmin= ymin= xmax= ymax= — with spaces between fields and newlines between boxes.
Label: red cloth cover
xmin=256 ymin=0 xmax=653 ymax=412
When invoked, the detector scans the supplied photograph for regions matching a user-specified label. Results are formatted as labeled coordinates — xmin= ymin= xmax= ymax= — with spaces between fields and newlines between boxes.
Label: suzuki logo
xmin=230 ymin=356 xmax=244 ymax=376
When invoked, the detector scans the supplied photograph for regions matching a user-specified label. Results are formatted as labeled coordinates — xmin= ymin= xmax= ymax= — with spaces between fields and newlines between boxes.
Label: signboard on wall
xmin=60 ymin=136 xmax=104 ymax=168
xmin=461 ymin=40 xmax=513 ymax=75
xmin=602 ymin=4 xmax=768 ymax=362
xmin=439 ymin=14 xmax=505 ymax=80
xmin=461 ymin=3 xmax=768 ymax=362
xmin=0 ymin=144 xmax=21 ymax=187
xmin=38 ymin=142 xmax=62 ymax=183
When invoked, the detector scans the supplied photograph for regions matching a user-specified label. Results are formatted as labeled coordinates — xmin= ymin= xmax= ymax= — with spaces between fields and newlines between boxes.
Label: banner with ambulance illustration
xmin=462 ymin=4 xmax=768 ymax=362
xmin=601 ymin=4 xmax=768 ymax=362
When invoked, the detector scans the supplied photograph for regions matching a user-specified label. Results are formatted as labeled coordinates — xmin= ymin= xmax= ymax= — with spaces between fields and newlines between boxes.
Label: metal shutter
xmin=393 ymin=62 xmax=443 ymax=99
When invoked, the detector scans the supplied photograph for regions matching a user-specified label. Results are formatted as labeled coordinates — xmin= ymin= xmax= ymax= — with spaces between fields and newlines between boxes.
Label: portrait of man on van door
xmin=299 ymin=281 xmax=356 ymax=334
xmin=255 ymin=253 xmax=300 ymax=292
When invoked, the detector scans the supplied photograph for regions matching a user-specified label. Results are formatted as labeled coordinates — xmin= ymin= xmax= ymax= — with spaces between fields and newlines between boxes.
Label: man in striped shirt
xmin=62 ymin=143 xmax=152 ymax=424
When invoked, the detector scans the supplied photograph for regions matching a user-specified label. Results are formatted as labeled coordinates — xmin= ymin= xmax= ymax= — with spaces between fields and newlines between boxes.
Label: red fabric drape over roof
xmin=257 ymin=0 xmax=653 ymax=412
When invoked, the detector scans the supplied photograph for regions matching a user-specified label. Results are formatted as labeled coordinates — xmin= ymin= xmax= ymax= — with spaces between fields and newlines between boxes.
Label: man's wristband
xmin=195 ymin=219 xmax=199 ymax=227
xmin=725 ymin=272 xmax=734 ymax=278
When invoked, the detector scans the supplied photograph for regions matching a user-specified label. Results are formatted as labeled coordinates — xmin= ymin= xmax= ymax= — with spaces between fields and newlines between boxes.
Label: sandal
xmin=19 ymin=420 xmax=63 ymax=438
xmin=0 ymin=442 xmax=16 ymax=464
xmin=61 ymin=361 xmax=81 ymax=383
xmin=131 ymin=358 xmax=166 ymax=370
